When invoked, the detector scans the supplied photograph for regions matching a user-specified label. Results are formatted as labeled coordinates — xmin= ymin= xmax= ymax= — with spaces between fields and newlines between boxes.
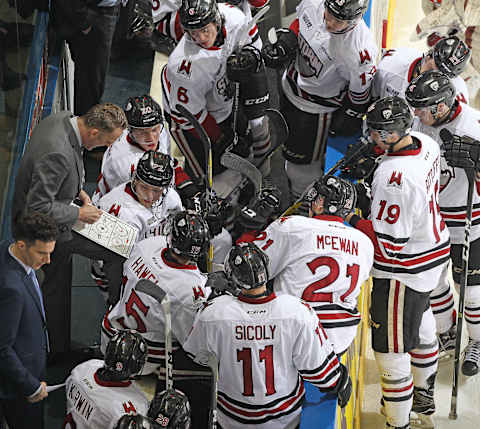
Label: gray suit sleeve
xmin=26 ymin=152 xmax=79 ymax=227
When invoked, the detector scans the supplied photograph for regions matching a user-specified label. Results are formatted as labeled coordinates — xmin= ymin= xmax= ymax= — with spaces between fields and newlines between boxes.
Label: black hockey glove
xmin=331 ymin=363 xmax=352 ymax=409
xmin=440 ymin=129 xmax=480 ymax=171
xmin=238 ymin=184 xmax=281 ymax=231
xmin=354 ymin=182 xmax=372 ymax=218
xmin=187 ymin=191 xmax=228 ymax=236
xmin=340 ymin=138 xmax=383 ymax=181
xmin=329 ymin=97 xmax=369 ymax=138
xmin=148 ymin=388 xmax=192 ymax=428
xmin=206 ymin=271 xmax=241 ymax=298
xmin=178 ymin=180 xmax=202 ymax=207
xmin=261 ymin=28 xmax=298 ymax=69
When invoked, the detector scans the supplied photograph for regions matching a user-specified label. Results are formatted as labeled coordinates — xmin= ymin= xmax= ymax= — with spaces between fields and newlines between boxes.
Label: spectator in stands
xmin=12 ymin=103 xmax=127 ymax=359
xmin=0 ymin=211 xmax=57 ymax=429
xmin=51 ymin=0 xmax=120 ymax=115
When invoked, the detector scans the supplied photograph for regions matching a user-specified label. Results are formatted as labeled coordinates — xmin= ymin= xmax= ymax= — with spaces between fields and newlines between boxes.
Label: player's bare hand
xmin=78 ymin=205 xmax=102 ymax=224
xmin=28 ymin=381 xmax=48 ymax=403
xmin=78 ymin=189 xmax=92 ymax=206
xmin=82 ymin=26 xmax=92 ymax=35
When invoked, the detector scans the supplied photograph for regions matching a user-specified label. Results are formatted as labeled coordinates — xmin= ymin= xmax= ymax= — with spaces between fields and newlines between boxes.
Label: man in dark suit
xmin=0 ymin=211 xmax=57 ymax=429
xmin=12 ymin=103 xmax=127 ymax=356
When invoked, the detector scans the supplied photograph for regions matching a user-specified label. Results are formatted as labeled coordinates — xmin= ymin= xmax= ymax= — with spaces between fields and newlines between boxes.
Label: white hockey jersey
xmin=366 ymin=131 xmax=450 ymax=292
xmin=92 ymin=129 xmax=171 ymax=204
xmin=250 ymin=215 xmax=373 ymax=354
xmin=183 ymin=293 xmax=341 ymax=429
xmin=412 ymin=103 xmax=480 ymax=244
xmin=101 ymin=236 xmax=210 ymax=375
xmin=96 ymin=182 xmax=182 ymax=241
xmin=373 ymin=46 xmax=469 ymax=103
xmin=162 ymin=3 xmax=262 ymax=127
xmin=64 ymin=359 xmax=148 ymax=429
xmin=281 ymin=0 xmax=377 ymax=114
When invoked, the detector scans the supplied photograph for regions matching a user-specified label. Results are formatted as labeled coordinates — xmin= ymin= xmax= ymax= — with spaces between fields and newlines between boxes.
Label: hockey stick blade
xmin=136 ymin=279 xmax=167 ymax=304
xmin=220 ymin=151 xmax=262 ymax=194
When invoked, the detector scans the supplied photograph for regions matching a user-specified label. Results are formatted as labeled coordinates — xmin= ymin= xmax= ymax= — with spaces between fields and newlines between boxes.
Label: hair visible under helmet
xmin=224 ymin=242 xmax=269 ymax=290
xmin=365 ymin=96 xmax=414 ymax=151
xmin=405 ymin=70 xmax=456 ymax=126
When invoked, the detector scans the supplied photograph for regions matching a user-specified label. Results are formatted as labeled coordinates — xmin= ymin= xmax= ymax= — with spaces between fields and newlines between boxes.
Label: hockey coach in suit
xmin=11 ymin=103 xmax=127 ymax=357
xmin=0 ymin=211 xmax=57 ymax=429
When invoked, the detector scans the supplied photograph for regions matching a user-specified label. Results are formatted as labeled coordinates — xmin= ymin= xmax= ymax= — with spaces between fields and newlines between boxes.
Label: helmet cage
xmin=224 ymin=242 xmax=269 ymax=290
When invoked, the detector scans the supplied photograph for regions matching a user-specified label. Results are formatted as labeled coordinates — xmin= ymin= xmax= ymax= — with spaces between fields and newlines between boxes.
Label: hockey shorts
xmin=370 ymin=278 xmax=431 ymax=353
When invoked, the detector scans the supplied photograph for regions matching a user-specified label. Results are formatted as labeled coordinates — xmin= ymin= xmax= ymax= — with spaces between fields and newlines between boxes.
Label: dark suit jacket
xmin=0 ymin=241 xmax=48 ymax=399
xmin=51 ymin=0 xmax=104 ymax=39
xmin=13 ymin=111 xmax=84 ymax=242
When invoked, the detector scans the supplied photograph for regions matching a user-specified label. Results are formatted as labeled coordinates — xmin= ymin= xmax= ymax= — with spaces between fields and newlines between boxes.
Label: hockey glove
xmin=354 ymin=182 xmax=372 ymax=218
xmin=238 ymin=184 xmax=281 ymax=231
xmin=329 ymin=97 xmax=369 ymax=138
xmin=440 ymin=129 xmax=480 ymax=171
xmin=206 ymin=271 xmax=241 ymax=297
xmin=340 ymin=138 xmax=383 ymax=181
xmin=332 ymin=363 xmax=352 ymax=409
xmin=186 ymin=191 xmax=228 ymax=236
xmin=148 ymin=388 xmax=192 ymax=428
xmin=261 ymin=28 xmax=298 ymax=69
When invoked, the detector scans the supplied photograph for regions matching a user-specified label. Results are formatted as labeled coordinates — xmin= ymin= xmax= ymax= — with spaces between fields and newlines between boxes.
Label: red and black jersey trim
xmin=312 ymin=304 xmax=361 ymax=329
xmin=441 ymin=202 xmax=480 ymax=229
xmin=217 ymin=376 xmax=305 ymax=424
xmin=299 ymin=351 xmax=340 ymax=389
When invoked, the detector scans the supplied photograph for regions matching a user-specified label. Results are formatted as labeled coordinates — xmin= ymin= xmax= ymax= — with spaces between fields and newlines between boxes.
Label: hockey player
xmin=101 ymin=210 xmax=211 ymax=426
xmin=344 ymin=96 xmax=450 ymax=429
xmin=152 ymin=0 xmax=269 ymax=45
xmin=261 ymin=0 xmax=377 ymax=199
xmin=373 ymin=35 xmax=471 ymax=104
xmin=405 ymin=70 xmax=480 ymax=375
xmin=64 ymin=331 xmax=150 ymax=429
xmin=92 ymin=94 xmax=197 ymax=206
xmin=161 ymin=0 xmax=272 ymax=196
xmin=114 ymin=414 xmax=162 ymax=429
xmin=247 ymin=176 xmax=373 ymax=355
xmin=183 ymin=242 xmax=353 ymax=429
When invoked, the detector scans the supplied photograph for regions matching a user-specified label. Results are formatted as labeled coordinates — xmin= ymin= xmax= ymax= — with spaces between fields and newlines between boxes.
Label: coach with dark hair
xmin=0 ymin=211 xmax=57 ymax=429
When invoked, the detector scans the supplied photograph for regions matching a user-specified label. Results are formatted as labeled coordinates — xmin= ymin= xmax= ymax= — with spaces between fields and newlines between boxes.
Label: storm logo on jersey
xmin=297 ymin=33 xmax=324 ymax=78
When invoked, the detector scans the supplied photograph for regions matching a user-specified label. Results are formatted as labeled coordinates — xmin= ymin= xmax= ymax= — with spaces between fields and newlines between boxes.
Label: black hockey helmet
xmin=325 ymin=0 xmax=368 ymax=21
xmin=104 ymin=331 xmax=147 ymax=381
xmin=432 ymin=35 xmax=471 ymax=78
xmin=304 ymin=176 xmax=357 ymax=218
xmin=133 ymin=151 xmax=174 ymax=188
xmin=124 ymin=95 xmax=163 ymax=129
xmin=148 ymin=388 xmax=192 ymax=429
xmin=366 ymin=96 xmax=414 ymax=143
xmin=225 ymin=242 xmax=269 ymax=290
xmin=179 ymin=0 xmax=222 ymax=30
xmin=406 ymin=70 xmax=456 ymax=110
xmin=114 ymin=414 xmax=161 ymax=429
xmin=166 ymin=210 xmax=211 ymax=261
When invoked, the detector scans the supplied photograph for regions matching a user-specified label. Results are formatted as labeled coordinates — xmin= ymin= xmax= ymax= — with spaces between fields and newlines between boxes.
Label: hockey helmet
xmin=148 ymin=388 xmax=192 ymax=429
xmin=124 ymin=95 xmax=163 ymax=129
xmin=325 ymin=0 xmax=368 ymax=21
xmin=304 ymin=176 xmax=357 ymax=218
xmin=133 ymin=151 xmax=174 ymax=189
xmin=166 ymin=210 xmax=211 ymax=261
xmin=432 ymin=35 xmax=471 ymax=78
xmin=406 ymin=70 xmax=456 ymax=111
xmin=104 ymin=331 xmax=147 ymax=380
xmin=179 ymin=0 xmax=222 ymax=31
xmin=114 ymin=414 xmax=161 ymax=429
xmin=224 ymin=242 xmax=269 ymax=290
xmin=366 ymin=96 xmax=414 ymax=144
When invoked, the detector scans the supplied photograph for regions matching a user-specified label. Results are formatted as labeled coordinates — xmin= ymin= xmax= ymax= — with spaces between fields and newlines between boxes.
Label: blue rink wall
xmin=300 ymin=1 xmax=372 ymax=427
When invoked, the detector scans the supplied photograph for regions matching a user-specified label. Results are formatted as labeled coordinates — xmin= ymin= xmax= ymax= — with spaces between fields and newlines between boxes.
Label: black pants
xmin=67 ymin=6 xmax=119 ymax=115
xmin=41 ymin=232 xmax=125 ymax=354
xmin=0 ymin=397 xmax=44 ymax=429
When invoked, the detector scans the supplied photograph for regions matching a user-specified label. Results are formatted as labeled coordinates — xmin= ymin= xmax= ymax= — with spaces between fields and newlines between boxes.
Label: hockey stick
xmin=449 ymin=168 xmax=475 ymax=420
xmin=135 ymin=279 xmax=173 ymax=389
xmin=175 ymin=104 xmax=214 ymax=271
xmin=221 ymin=108 xmax=289 ymax=204
xmin=280 ymin=137 xmax=371 ymax=217
xmin=206 ymin=352 xmax=219 ymax=429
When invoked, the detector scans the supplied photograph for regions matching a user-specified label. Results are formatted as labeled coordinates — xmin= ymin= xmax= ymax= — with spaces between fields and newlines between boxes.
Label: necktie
xmin=28 ymin=270 xmax=45 ymax=319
